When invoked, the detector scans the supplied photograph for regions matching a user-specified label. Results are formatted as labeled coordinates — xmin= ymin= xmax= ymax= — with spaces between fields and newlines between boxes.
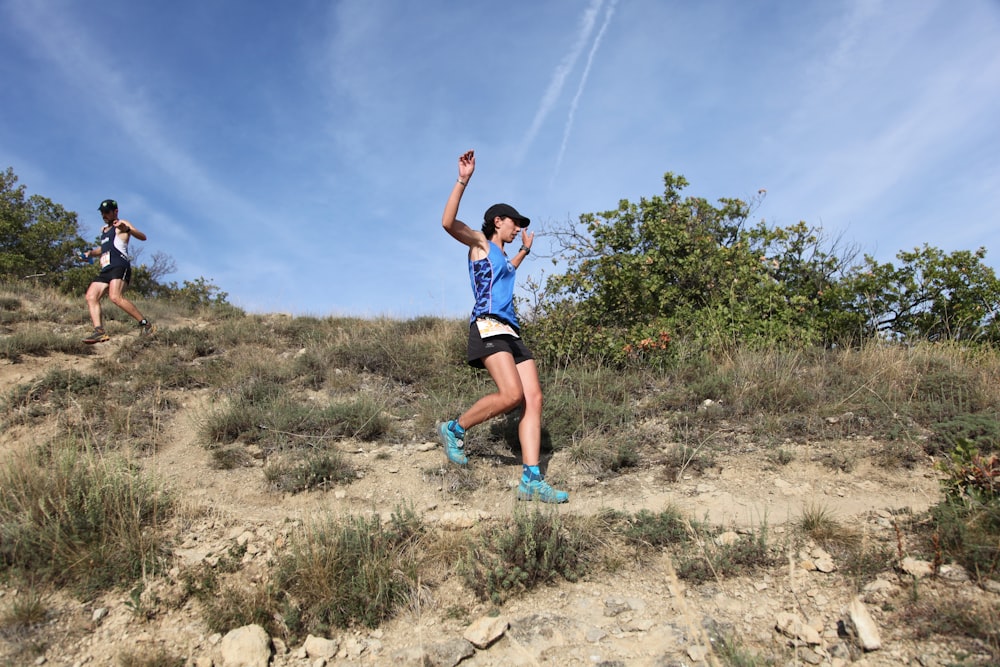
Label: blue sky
xmin=2 ymin=0 xmax=998 ymax=318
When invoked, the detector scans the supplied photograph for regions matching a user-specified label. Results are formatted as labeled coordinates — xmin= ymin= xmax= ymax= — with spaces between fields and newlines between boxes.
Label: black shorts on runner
xmin=467 ymin=322 xmax=534 ymax=368
xmin=93 ymin=264 xmax=132 ymax=284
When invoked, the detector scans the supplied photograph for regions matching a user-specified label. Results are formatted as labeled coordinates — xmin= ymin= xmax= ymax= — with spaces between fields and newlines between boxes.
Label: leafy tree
xmin=533 ymin=173 xmax=855 ymax=361
xmin=1 ymin=166 xmax=236 ymax=313
xmin=0 ymin=167 xmax=89 ymax=282
xmin=844 ymin=245 xmax=1000 ymax=342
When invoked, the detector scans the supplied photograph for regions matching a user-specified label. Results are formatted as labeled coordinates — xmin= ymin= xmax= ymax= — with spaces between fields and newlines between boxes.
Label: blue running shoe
xmin=516 ymin=478 xmax=569 ymax=503
xmin=437 ymin=421 xmax=468 ymax=466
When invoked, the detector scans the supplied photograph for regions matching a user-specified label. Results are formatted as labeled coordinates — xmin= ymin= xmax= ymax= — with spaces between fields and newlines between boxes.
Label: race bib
xmin=476 ymin=317 xmax=519 ymax=339
xmin=99 ymin=252 xmax=110 ymax=268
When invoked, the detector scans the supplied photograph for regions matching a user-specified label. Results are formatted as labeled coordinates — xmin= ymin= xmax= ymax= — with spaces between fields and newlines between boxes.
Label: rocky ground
xmin=1 ymin=324 xmax=997 ymax=667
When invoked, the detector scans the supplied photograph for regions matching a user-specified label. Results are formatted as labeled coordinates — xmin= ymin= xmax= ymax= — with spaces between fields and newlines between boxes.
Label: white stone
xmin=463 ymin=615 xmax=508 ymax=649
xmin=220 ymin=624 xmax=271 ymax=667
xmin=303 ymin=634 xmax=339 ymax=659
xmin=848 ymin=597 xmax=882 ymax=651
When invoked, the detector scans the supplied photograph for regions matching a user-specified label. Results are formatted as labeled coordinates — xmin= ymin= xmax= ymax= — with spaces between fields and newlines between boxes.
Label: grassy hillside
xmin=1 ymin=283 xmax=998 ymax=665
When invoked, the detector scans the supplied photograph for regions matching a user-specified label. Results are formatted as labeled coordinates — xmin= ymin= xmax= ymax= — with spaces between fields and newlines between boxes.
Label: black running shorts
xmin=93 ymin=264 xmax=132 ymax=284
xmin=467 ymin=322 xmax=534 ymax=368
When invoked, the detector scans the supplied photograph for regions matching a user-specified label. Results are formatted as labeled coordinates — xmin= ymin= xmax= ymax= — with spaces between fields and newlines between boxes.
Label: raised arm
xmin=115 ymin=219 xmax=147 ymax=242
xmin=442 ymin=150 xmax=486 ymax=250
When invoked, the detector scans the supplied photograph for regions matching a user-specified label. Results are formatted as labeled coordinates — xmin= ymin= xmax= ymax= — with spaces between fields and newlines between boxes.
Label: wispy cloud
xmin=551 ymin=0 xmax=617 ymax=183
xmin=515 ymin=0 xmax=605 ymax=163
xmin=5 ymin=0 xmax=268 ymax=235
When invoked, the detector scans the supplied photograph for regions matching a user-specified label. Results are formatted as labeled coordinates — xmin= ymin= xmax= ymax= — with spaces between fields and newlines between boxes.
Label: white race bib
xmin=476 ymin=317 xmax=519 ymax=339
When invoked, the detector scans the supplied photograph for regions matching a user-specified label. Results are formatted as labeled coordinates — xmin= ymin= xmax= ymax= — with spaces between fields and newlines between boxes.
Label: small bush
xmin=836 ymin=541 xmax=897 ymax=591
xmin=264 ymin=448 xmax=357 ymax=493
xmin=275 ymin=507 xmax=423 ymax=634
xmin=0 ymin=442 xmax=173 ymax=598
xmin=675 ymin=526 xmax=777 ymax=584
xmin=460 ymin=506 xmax=588 ymax=605
xmin=929 ymin=414 xmax=1000 ymax=457
xmin=931 ymin=497 xmax=1000 ymax=582
xmin=117 ymin=647 xmax=187 ymax=667
xmin=661 ymin=440 xmax=718 ymax=481
xmin=897 ymin=594 xmax=1000 ymax=661
xmin=621 ymin=507 xmax=691 ymax=549
xmin=938 ymin=440 xmax=1000 ymax=505
xmin=568 ymin=433 xmax=641 ymax=476
xmin=0 ymin=588 xmax=48 ymax=637
xmin=0 ymin=296 xmax=21 ymax=311
xmin=200 ymin=582 xmax=281 ymax=638
xmin=0 ymin=328 xmax=95 ymax=362
xmin=798 ymin=503 xmax=840 ymax=542
xmin=4 ymin=368 xmax=102 ymax=422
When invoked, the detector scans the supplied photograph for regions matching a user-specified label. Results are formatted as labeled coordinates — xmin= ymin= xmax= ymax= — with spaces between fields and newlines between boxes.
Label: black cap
xmin=98 ymin=199 xmax=118 ymax=213
xmin=484 ymin=203 xmax=530 ymax=228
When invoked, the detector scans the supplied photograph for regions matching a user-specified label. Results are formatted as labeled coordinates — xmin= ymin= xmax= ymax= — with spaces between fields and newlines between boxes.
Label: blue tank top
xmin=99 ymin=225 xmax=130 ymax=270
xmin=469 ymin=241 xmax=519 ymax=329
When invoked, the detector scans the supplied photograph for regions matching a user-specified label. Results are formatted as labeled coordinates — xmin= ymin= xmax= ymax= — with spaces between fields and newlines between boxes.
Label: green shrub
xmin=460 ymin=506 xmax=587 ymax=604
xmin=675 ymin=526 xmax=776 ymax=584
xmin=0 ymin=328 xmax=93 ymax=363
xmin=117 ymin=647 xmax=187 ymax=667
xmin=264 ymin=448 xmax=357 ymax=493
xmin=4 ymin=368 xmax=103 ymax=423
xmin=275 ymin=508 xmax=422 ymax=634
xmin=621 ymin=507 xmax=691 ymax=548
xmin=200 ymin=582 xmax=281 ymax=638
xmin=929 ymin=414 xmax=1000 ymax=456
xmin=0 ymin=442 xmax=172 ymax=597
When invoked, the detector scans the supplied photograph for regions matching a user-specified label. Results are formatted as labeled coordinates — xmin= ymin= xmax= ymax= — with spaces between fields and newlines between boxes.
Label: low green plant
xmin=621 ymin=507 xmax=691 ymax=549
xmin=264 ymin=448 xmax=357 ymax=493
xmin=938 ymin=440 xmax=1000 ymax=504
xmin=460 ymin=506 xmax=588 ymax=604
xmin=928 ymin=414 xmax=1000 ymax=456
xmin=0 ymin=588 xmax=48 ymax=635
xmin=0 ymin=442 xmax=173 ymax=598
xmin=124 ymin=582 xmax=158 ymax=622
xmin=675 ymin=526 xmax=776 ymax=584
xmin=798 ymin=502 xmax=840 ymax=542
xmin=116 ymin=647 xmax=186 ymax=667
xmin=200 ymin=582 xmax=281 ymax=638
xmin=275 ymin=507 xmax=423 ymax=634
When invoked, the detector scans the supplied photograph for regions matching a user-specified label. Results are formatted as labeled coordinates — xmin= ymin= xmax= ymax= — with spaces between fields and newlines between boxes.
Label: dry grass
xmin=1 ymin=283 xmax=998 ymax=661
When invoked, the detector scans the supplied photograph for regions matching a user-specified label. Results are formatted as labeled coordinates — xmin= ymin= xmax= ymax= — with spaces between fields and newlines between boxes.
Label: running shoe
xmin=82 ymin=327 xmax=110 ymax=344
xmin=437 ymin=421 xmax=468 ymax=466
xmin=138 ymin=319 xmax=156 ymax=336
xmin=516 ymin=478 xmax=569 ymax=503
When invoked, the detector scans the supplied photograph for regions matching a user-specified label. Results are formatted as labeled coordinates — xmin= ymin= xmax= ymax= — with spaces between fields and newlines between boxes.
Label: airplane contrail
xmin=515 ymin=0 xmax=605 ymax=163
xmin=552 ymin=0 xmax=618 ymax=182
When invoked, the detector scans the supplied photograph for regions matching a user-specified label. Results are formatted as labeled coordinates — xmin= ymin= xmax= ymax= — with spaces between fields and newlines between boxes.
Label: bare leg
xmin=458 ymin=351 xmax=524 ymax=429
xmin=514 ymin=359 xmax=543 ymax=466
xmin=85 ymin=282 xmax=109 ymax=328
xmin=107 ymin=279 xmax=146 ymax=323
